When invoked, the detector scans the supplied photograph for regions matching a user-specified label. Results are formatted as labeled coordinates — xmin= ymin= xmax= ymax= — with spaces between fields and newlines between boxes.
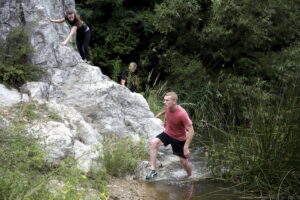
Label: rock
xmin=20 ymin=82 xmax=51 ymax=103
xmin=47 ymin=102 xmax=103 ymax=146
xmin=0 ymin=115 xmax=9 ymax=129
xmin=47 ymin=179 xmax=103 ymax=200
xmin=0 ymin=84 xmax=29 ymax=106
xmin=27 ymin=102 xmax=103 ymax=170
xmin=29 ymin=121 xmax=74 ymax=164
xmin=73 ymin=140 xmax=101 ymax=172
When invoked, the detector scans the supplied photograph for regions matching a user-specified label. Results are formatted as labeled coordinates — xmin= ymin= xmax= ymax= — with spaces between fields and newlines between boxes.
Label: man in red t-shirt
xmin=146 ymin=92 xmax=195 ymax=180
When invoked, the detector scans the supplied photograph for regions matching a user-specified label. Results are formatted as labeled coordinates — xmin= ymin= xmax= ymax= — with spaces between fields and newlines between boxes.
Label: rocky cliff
xmin=0 ymin=0 xmax=163 ymax=172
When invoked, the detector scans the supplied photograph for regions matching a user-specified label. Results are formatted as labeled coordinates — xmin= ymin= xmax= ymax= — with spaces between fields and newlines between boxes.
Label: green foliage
xmin=14 ymin=101 xmax=62 ymax=123
xmin=144 ymin=70 xmax=167 ymax=115
xmin=0 ymin=28 xmax=44 ymax=88
xmin=47 ymin=112 xmax=63 ymax=122
xmin=16 ymin=101 xmax=41 ymax=120
xmin=102 ymin=135 xmax=147 ymax=177
xmin=208 ymin=109 xmax=300 ymax=198
xmin=0 ymin=125 xmax=50 ymax=200
xmin=76 ymin=0 xmax=300 ymax=196
xmin=88 ymin=168 xmax=108 ymax=195
xmin=52 ymin=162 xmax=108 ymax=200
xmin=111 ymin=58 xmax=122 ymax=82
xmin=207 ymin=43 xmax=300 ymax=199
xmin=145 ymin=87 xmax=164 ymax=116
xmin=152 ymin=0 xmax=202 ymax=34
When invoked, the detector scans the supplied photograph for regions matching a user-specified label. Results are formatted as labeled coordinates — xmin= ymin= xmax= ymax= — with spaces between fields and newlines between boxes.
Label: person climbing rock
xmin=48 ymin=9 xmax=91 ymax=63
xmin=146 ymin=92 xmax=195 ymax=180
xmin=121 ymin=62 xmax=139 ymax=92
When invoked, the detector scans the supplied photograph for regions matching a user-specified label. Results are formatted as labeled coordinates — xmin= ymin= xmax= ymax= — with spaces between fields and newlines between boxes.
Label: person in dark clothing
xmin=121 ymin=62 xmax=139 ymax=92
xmin=48 ymin=9 xmax=91 ymax=62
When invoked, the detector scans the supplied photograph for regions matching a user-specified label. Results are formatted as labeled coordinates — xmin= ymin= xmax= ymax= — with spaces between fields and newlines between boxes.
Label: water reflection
xmin=142 ymin=180 xmax=240 ymax=200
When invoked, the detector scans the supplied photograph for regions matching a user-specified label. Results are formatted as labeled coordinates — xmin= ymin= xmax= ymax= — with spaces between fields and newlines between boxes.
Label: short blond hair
xmin=128 ymin=62 xmax=137 ymax=72
xmin=165 ymin=91 xmax=178 ymax=101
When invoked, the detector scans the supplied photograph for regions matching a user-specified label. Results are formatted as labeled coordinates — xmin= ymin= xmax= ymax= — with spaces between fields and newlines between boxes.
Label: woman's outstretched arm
xmin=60 ymin=26 xmax=77 ymax=45
xmin=48 ymin=17 xmax=65 ymax=23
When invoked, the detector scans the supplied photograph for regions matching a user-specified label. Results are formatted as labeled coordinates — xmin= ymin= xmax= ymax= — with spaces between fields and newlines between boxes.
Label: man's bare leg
xmin=150 ymin=138 xmax=163 ymax=170
xmin=180 ymin=157 xmax=192 ymax=176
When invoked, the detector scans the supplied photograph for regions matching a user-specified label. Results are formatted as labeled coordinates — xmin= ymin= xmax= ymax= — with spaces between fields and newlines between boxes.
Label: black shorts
xmin=156 ymin=132 xmax=186 ymax=158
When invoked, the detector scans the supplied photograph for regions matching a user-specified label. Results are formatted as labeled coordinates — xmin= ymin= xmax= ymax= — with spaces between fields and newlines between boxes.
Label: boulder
xmin=0 ymin=84 xmax=29 ymax=106
xmin=29 ymin=121 xmax=74 ymax=164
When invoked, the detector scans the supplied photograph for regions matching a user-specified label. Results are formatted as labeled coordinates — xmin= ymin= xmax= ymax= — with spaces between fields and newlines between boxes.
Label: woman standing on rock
xmin=48 ymin=9 xmax=91 ymax=63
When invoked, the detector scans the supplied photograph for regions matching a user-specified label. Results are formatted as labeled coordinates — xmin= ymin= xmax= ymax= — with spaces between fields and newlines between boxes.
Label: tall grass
xmin=207 ymin=81 xmax=300 ymax=199
xmin=144 ymin=69 xmax=168 ymax=115
xmin=101 ymin=135 xmax=148 ymax=177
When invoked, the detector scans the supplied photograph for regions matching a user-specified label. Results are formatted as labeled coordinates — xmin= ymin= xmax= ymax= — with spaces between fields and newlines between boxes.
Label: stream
xmin=139 ymin=149 xmax=241 ymax=200
xmin=142 ymin=179 xmax=240 ymax=200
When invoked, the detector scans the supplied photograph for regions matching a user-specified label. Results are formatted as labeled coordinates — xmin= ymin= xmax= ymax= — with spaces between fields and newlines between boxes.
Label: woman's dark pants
xmin=76 ymin=30 xmax=91 ymax=61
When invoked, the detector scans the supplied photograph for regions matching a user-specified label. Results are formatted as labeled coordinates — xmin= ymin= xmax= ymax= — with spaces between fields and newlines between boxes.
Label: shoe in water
xmin=146 ymin=170 xmax=157 ymax=180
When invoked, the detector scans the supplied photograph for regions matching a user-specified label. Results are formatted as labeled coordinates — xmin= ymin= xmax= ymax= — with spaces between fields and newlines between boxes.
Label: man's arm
xmin=155 ymin=110 xmax=165 ymax=118
xmin=183 ymin=125 xmax=195 ymax=158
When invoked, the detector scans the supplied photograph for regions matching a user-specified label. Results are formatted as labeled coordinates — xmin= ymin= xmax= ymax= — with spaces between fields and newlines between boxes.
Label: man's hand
xmin=183 ymin=146 xmax=190 ymax=158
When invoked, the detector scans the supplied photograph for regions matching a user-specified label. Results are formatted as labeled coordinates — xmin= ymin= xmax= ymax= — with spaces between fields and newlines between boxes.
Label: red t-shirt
xmin=165 ymin=105 xmax=192 ymax=141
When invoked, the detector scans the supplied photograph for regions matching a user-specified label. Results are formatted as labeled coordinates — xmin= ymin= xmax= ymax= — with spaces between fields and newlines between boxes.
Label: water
xmin=140 ymin=148 xmax=240 ymax=200
xmin=142 ymin=180 xmax=240 ymax=200
xmin=141 ymin=148 xmax=242 ymax=200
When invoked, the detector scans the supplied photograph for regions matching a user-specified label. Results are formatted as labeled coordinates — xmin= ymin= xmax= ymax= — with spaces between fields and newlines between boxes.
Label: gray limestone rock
xmin=29 ymin=121 xmax=74 ymax=165
xmin=0 ymin=115 xmax=9 ymax=130
xmin=1 ymin=0 xmax=164 ymax=174
xmin=0 ymin=84 xmax=29 ymax=106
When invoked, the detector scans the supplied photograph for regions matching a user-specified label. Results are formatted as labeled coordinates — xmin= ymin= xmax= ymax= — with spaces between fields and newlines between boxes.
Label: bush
xmin=0 ymin=28 xmax=44 ymax=88
xmin=0 ymin=125 xmax=51 ymax=200
xmin=102 ymin=135 xmax=147 ymax=177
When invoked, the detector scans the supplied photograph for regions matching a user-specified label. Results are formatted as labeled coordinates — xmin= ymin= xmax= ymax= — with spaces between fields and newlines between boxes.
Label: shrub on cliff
xmin=0 ymin=27 xmax=44 ymax=88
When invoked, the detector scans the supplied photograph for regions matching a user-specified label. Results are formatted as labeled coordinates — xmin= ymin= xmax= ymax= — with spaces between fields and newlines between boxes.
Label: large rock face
xmin=0 ymin=0 xmax=163 ymax=172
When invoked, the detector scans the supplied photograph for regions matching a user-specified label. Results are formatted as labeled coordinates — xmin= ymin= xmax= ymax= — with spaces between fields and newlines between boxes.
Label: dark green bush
xmin=0 ymin=28 xmax=44 ymax=88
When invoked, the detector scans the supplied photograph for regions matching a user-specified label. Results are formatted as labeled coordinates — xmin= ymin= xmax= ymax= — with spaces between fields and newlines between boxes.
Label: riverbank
xmin=107 ymin=177 xmax=146 ymax=200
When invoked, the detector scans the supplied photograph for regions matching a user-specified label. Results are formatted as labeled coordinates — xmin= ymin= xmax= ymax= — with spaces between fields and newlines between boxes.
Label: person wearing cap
xmin=48 ymin=9 xmax=91 ymax=63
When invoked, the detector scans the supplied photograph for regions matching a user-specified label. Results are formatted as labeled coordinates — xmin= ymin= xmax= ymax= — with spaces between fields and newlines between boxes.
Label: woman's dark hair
xmin=65 ymin=9 xmax=83 ymax=28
